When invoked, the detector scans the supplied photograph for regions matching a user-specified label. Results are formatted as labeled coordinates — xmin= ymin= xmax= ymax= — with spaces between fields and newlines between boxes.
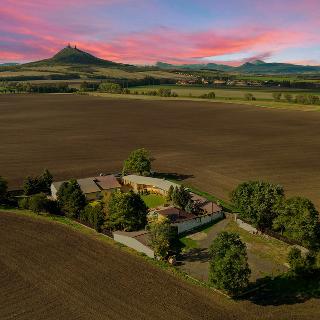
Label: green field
xmin=141 ymin=194 xmax=167 ymax=208
xmin=131 ymin=85 xmax=320 ymax=100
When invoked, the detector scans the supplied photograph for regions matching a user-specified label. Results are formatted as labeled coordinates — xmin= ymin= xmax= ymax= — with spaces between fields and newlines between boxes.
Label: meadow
xmin=131 ymin=84 xmax=320 ymax=100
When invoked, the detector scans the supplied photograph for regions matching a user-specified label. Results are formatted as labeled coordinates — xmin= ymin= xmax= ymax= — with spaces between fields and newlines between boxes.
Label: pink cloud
xmin=1 ymin=0 xmax=319 ymax=64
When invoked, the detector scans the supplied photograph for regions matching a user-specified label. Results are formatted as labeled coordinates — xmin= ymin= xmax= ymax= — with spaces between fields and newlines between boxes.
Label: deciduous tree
xmin=209 ymin=232 xmax=251 ymax=295
xmin=231 ymin=181 xmax=284 ymax=230
xmin=57 ymin=179 xmax=86 ymax=218
xmin=123 ymin=148 xmax=152 ymax=175
xmin=105 ymin=191 xmax=147 ymax=231
xmin=273 ymin=197 xmax=320 ymax=247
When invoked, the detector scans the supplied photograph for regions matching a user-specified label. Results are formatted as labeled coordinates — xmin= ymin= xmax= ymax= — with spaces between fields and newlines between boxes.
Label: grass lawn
xmin=179 ymin=236 xmax=198 ymax=251
xmin=225 ymin=220 xmax=290 ymax=266
xmin=141 ymin=194 xmax=167 ymax=208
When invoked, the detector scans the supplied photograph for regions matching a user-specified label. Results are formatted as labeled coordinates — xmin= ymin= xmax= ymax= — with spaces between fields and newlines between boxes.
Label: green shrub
xmin=244 ymin=93 xmax=256 ymax=101
xmin=284 ymin=93 xmax=293 ymax=102
xmin=18 ymin=197 xmax=30 ymax=210
xmin=200 ymin=91 xmax=215 ymax=99
xmin=98 ymin=82 xmax=122 ymax=93
xmin=272 ymin=92 xmax=282 ymax=101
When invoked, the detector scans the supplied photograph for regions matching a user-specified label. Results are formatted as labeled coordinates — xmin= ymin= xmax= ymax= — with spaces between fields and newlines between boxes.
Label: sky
xmin=1 ymin=0 xmax=319 ymax=65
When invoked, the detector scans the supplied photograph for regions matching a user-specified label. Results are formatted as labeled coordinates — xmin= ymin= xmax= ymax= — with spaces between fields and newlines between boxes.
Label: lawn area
xmin=141 ymin=193 xmax=167 ymax=208
xmin=224 ymin=219 xmax=290 ymax=266
xmin=179 ymin=236 xmax=198 ymax=251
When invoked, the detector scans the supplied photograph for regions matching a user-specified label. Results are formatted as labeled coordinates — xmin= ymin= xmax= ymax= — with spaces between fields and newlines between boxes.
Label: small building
xmin=122 ymin=175 xmax=179 ymax=196
xmin=149 ymin=204 xmax=224 ymax=234
xmin=191 ymin=193 xmax=222 ymax=215
xmin=51 ymin=175 xmax=121 ymax=200
xmin=113 ymin=230 xmax=154 ymax=258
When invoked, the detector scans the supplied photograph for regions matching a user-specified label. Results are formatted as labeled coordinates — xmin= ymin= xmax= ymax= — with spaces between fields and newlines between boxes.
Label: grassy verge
xmin=141 ymin=194 xmax=167 ymax=208
xmin=179 ymin=236 xmax=199 ymax=251
xmin=225 ymin=219 xmax=290 ymax=265
xmin=90 ymin=92 xmax=320 ymax=112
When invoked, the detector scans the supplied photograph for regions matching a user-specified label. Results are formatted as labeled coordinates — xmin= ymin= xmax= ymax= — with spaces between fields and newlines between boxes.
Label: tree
xmin=80 ymin=202 xmax=105 ymax=231
xmin=23 ymin=169 xmax=53 ymax=195
xmin=148 ymin=217 xmax=172 ymax=259
xmin=0 ymin=176 xmax=8 ymax=203
xmin=231 ymin=181 xmax=284 ymax=230
xmin=209 ymin=232 xmax=251 ymax=295
xmin=57 ymin=179 xmax=86 ymax=218
xmin=284 ymin=93 xmax=293 ymax=102
xmin=28 ymin=193 xmax=50 ymax=214
xmin=98 ymin=82 xmax=122 ymax=93
xmin=201 ymin=92 xmax=216 ymax=99
xmin=123 ymin=148 xmax=152 ymax=175
xmin=172 ymin=185 xmax=192 ymax=210
xmin=40 ymin=169 xmax=53 ymax=194
xmin=166 ymin=185 xmax=174 ymax=202
xmin=23 ymin=176 xmax=41 ymax=195
xmin=287 ymin=247 xmax=316 ymax=275
xmin=272 ymin=92 xmax=282 ymax=101
xmin=105 ymin=191 xmax=147 ymax=231
xmin=273 ymin=197 xmax=320 ymax=247
xmin=244 ymin=93 xmax=256 ymax=101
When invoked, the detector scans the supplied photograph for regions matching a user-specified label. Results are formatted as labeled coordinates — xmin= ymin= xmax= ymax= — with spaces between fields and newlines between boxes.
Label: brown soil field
xmin=1 ymin=211 xmax=320 ymax=320
xmin=1 ymin=94 xmax=320 ymax=208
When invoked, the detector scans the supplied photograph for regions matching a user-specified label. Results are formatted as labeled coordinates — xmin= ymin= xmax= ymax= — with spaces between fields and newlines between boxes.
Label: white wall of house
xmin=173 ymin=212 xmax=224 ymax=234
xmin=51 ymin=185 xmax=58 ymax=200
xmin=113 ymin=233 xmax=155 ymax=258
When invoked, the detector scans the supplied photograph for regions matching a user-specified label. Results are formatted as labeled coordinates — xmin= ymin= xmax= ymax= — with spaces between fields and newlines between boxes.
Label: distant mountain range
xmin=2 ymin=46 xmax=320 ymax=75
xmin=156 ymin=60 xmax=320 ymax=74
xmin=0 ymin=63 xmax=20 ymax=67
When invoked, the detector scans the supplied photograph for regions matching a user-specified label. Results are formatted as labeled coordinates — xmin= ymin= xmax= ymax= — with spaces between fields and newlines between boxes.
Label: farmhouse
xmin=122 ymin=175 xmax=179 ymax=195
xmin=51 ymin=175 xmax=121 ymax=200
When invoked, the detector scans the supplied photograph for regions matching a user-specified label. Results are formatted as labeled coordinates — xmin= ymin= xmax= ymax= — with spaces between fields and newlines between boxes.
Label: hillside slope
xmin=25 ymin=45 xmax=132 ymax=68
xmin=0 ymin=211 xmax=239 ymax=320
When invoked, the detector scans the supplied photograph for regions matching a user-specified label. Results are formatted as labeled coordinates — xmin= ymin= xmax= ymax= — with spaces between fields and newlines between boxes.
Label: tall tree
xmin=123 ymin=148 xmax=152 ymax=175
xmin=0 ymin=176 xmax=8 ymax=203
xmin=209 ymin=232 xmax=251 ymax=295
xmin=41 ymin=169 xmax=53 ymax=193
xmin=148 ymin=217 xmax=172 ymax=259
xmin=80 ymin=202 xmax=105 ymax=232
xmin=105 ymin=191 xmax=147 ymax=231
xmin=57 ymin=179 xmax=86 ymax=218
xmin=172 ymin=185 xmax=191 ymax=210
xmin=231 ymin=181 xmax=284 ymax=230
xmin=273 ymin=197 xmax=320 ymax=247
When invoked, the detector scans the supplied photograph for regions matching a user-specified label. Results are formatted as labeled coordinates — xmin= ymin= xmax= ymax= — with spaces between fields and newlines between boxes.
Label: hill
xmin=25 ymin=45 xmax=132 ymax=68
xmin=156 ymin=60 xmax=320 ymax=74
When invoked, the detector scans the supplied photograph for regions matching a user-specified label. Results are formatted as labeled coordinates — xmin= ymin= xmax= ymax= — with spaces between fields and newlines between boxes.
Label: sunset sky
xmin=1 ymin=0 xmax=319 ymax=65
